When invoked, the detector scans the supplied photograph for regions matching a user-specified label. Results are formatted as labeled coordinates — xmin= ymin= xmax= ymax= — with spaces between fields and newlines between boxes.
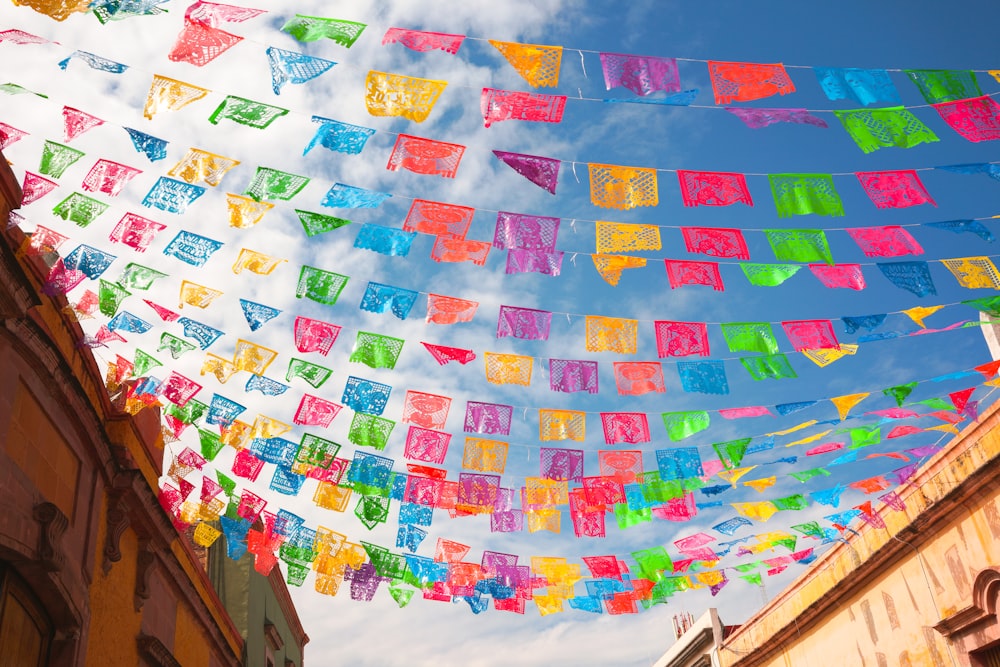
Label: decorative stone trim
xmin=32 ymin=501 xmax=68 ymax=572
xmin=134 ymin=539 xmax=157 ymax=612
xmin=934 ymin=567 xmax=1000 ymax=638
xmin=137 ymin=633 xmax=182 ymax=667
xmin=264 ymin=622 xmax=284 ymax=651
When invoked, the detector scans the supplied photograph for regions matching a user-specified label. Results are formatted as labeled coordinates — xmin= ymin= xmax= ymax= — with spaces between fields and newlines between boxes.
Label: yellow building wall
xmin=86 ymin=492 xmax=142 ymax=667
xmin=720 ymin=424 xmax=1000 ymax=667
xmin=174 ymin=599 xmax=212 ymax=667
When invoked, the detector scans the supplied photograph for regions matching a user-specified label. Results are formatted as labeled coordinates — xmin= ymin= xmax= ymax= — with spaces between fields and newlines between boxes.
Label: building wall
xmin=0 ymin=153 xmax=245 ymax=665
xmin=719 ymin=400 xmax=1000 ymax=667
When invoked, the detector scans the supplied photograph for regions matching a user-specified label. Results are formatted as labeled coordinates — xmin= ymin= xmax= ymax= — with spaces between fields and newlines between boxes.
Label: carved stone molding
xmin=137 ymin=633 xmax=182 ymax=667
xmin=934 ymin=566 xmax=1000 ymax=638
xmin=32 ymin=501 xmax=68 ymax=573
xmin=134 ymin=539 xmax=157 ymax=612
xmin=102 ymin=496 xmax=131 ymax=575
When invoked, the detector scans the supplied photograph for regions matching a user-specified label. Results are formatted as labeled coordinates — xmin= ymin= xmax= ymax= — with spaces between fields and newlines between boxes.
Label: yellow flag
xmin=717 ymin=466 xmax=756 ymax=485
xmin=695 ymin=570 xmax=726 ymax=587
xmin=226 ymin=193 xmax=274 ymax=228
xmin=484 ymin=352 xmax=533 ymax=385
xmin=233 ymin=340 xmax=278 ymax=375
xmin=192 ymin=521 xmax=222 ymax=547
xmin=785 ymin=429 xmax=832 ymax=447
xmin=179 ymin=280 xmax=223 ymax=309
xmin=831 ymin=392 xmax=869 ymax=420
xmin=12 ymin=0 xmax=88 ymax=20
xmin=595 ymin=221 xmax=662 ymax=253
xmin=539 ymin=409 xmax=586 ymax=441
xmin=767 ymin=420 xmax=818 ymax=437
xmin=220 ymin=419 xmax=253 ymax=449
xmin=526 ymin=508 xmax=562 ymax=534
xmin=251 ymin=414 xmax=291 ymax=440
xmin=201 ymin=353 xmax=237 ymax=383
xmin=990 ymin=71 xmax=1000 ymax=84
xmin=802 ymin=344 xmax=858 ymax=368
xmin=927 ymin=423 xmax=960 ymax=435
xmin=902 ymin=305 xmax=944 ymax=328
xmin=534 ymin=593 xmax=564 ymax=616
xmin=489 ymin=40 xmax=563 ymax=87
xmin=743 ymin=476 xmax=776 ymax=493
xmin=592 ymin=254 xmax=647 ymax=286
xmin=232 ymin=248 xmax=286 ymax=275
xmin=462 ymin=437 xmax=508 ymax=473
xmin=525 ymin=478 xmax=569 ymax=505
xmin=589 ymin=164 xmax=659 ymax=210
xmin=168 ymin=148 xmax=240 ymax=186
xmin=198 ymin=498 xmax=225 ymax=522
xmin=144 ymin=74 xmax=210 ymax=119
xmin=365 ymin=71 xmax=447 ymax=122
xmin=942 ymin=257 xmax=1000 ymax=289
xmin=731 ymin=501 xmax=778 ymax=522
xmin=585 ymin=315 xmax=638 ymax=353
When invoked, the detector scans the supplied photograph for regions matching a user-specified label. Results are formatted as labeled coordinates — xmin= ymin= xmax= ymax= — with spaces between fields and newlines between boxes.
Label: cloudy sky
xmin=2 ymin=0 xmax=1000 ymax=665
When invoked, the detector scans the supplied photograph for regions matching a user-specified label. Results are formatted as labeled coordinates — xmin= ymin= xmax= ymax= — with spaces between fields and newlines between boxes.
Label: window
xmin=0 ymin=567 xmax=53 ymax=667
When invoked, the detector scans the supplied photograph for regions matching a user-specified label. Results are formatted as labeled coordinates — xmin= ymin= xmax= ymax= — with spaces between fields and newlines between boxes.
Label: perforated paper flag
xmin=387 ymin=134 xmax=464 ymax=178
xmin=232 ymin=248 xmax=285 ymax=275
xmin=350 ymin=331 xmax=404 ymax=369
xmin=815 ymin=68 xmax=900 ymax=106
xmin=403 ymin=199 xmax=473 ymax=238
xmin=589 ymin=164 xmax=658 ymax=210
xmin=489 ymin=40 xmax=562 ymax=87
xmin=549 ymin=359 xmax=599 ymax=394
xmin=39 ymin=140 xmax=84 ymax=178
xmin=62 ymin=106 xmax=104 ymax=142
xmin=295 ymin=266 xmax=348 ymax=305
xmin=497 ymin=306 xmax=552 ymax=340
xmin=781 ymin=320 xmax=839 ymax=351
xmin=81 ymin=159 xmax=141 ymax=197
xmin=682 ymin=227 xmax=749 ymax=259
xmin=905 ymin=69 xmax=981 ymax=103
xmin=877 ymin=261 xmax=936 ymax=297
xmin=20 ymin=172 xmax=57 ymax=205
xmin=322 ymin=183 xmax=391 ymax=209
xmin=932 ymin=96 xmax=1000 ymax=143
xmin=293 ymin=316 xmax=341 ymax=355
xmin=941 ymin=257 xmax=1000 ymax=289
xmin=244 ymin=167 xmax=309 ymax=201
xmin=585 ymin=316 xmax=637 ymax=353
xmin=123 ymin=128 xmax=168 ymax=162
xmin=462 ymin=437 xmax=508 ymax=473
xmin=613 ymin=362 xmax=665 ymax=395
xmin=481 ymin=88 xmax=567 ymax=128
xmin=143 ymin=177 xmax=206 ymax=214
xmin=741 ymin=354 xmax=797 ymax=381
xmin=677 ymin=361 xmax=729 ymax=394
xmin=855 ymin=170 xmax=935 ymax=209
xmin=162 ymin=230 xmax=222 ymax=266
xmin=281 ymin=15 xmax=366 ymax=46
xmin=601 ymin=52 xmax=680 ymax=96
xmin=168 ymin=19 xmax=242 ymax=67
xmin=492 ymin=151 xmax=560 ymax=194
xmin=360 ymin=282 xmax=417 ymax=320
xmin=144 ymin=74 xmax=210 ymax=119
xmin=769 ymin=174 xmax=843 ymax=218
xmin=354 ymin=224 xmax=416 ymax=257
xmin=664 ymin=260 xmax=724 ymax=291
xmin=592 ymin=255 xmax=646 ymax=286
xmin=722 ymin=322 xmax=778 ymax=354
xmin=834 ymin=107 xmax=939 ymax=153
xmin=765 ymin=229 xmax=833 ymax=264
xmin=365 ymin=71 xmax=447 ymax=122
xmin=484 ymin=352 xmax=532 ymax=386
xmin=539 ymin=409 xmax=586 ymax=442
xmin=305 ymin=116 xmax=373 ymax=156
xmin=266 ymin=47 xmax=336 ymax=94
xmin=53 ymin=193 xmax=109 ymax=228
xmin=726 ymin=108 xmax=826 ymax=129
xmin=677 ymin=170 xmax=752 ymax=208
xmin=708 ymin=61 xmax=795 ymax=104
xmin=382 ymin=27 xmax=464 ymax=54
xmin=169 ymin=148 xmax=239 ymax=186
xmin=809 ymin=264 xmax=865 ymax=290
xmin=425 ymin=294 xmax=478 ymax=324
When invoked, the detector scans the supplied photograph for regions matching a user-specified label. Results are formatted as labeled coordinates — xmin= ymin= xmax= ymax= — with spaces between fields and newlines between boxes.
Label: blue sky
xmin=2 ymin=0 xmax=1000 ymax=664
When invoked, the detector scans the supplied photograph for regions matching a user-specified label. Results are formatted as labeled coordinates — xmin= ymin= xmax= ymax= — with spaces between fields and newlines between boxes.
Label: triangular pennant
xmin=144 ymin=74 xmax=211 ymax=120
xmin=62 ymin=107 xmax=105 ymax=142
xmin=489 ymin=40 xmax=562 ymax=87
xmin=831 ymin=393 xmax=869 ymax=420
xmin=902 ymin=305 xmax=944 ymax=328
xmin=266 ymin=47 xmax=337 ymax=94
xmin=492 ymin=150 xmax=560 ymax=194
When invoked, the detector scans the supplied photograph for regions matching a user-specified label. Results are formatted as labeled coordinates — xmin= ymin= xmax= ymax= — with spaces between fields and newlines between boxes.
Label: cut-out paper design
xmin=144 ymin=74 xmax=210 ymax=119
xmin=350 ymin=331 xmax=404 ymax=369
xmin=600 ymin=52 xmax=680 ymax=96
xmin=341 ymin=377 xmax=391 ymax=415
xmin=492 ymin=151 xmax=560 ymax=194
xmin=0 ymin=123 xmax=28 ymax=150
xmin=741 ymin=354 xmax=797 ymax=381
xmin=296 ymin=210 xmax=351 ymax=237
xmin=404 ymin=199 xmax=473 ymax=238
xmin=0 ymin=29 xmax=49 ymax=44
xmin=781 ymin=320 xmax=839 ymax=351
xmin=846 ymin=226 xmax=924 ymax=257
xmin=123 ymin=128 xmax=168 ymax=162
xmin=677 ymin=361 xmax=729 ymax=394
xmin=489 ymin=40 xmax=562 ymax=87
xmin=425 ymin=294 xmax=478 ymax=324
xmin=169 ymin=148 xmax=239 ymax=186
xmin=665 ymin=260 xmax=724 ymax=291
xmin=677 ymin=171 xmax=752 ymax=208
xmin=586 ymin=315 xmax=638 ymax=353
xmin=82 ymin=159 xmax=142 ymax=197
xmin=937 ymin=163 xmax=1000 ymax=182
xmin=833 ymin=107 xmax=940 ymax=153
xmin=595 ymin=221 xmax=660 ymax=253
xmin=232 ymin=339 xmax=276 ymax=374
xmin=464 ymin=402 xmax=513 ymax=436
xmin=932 ymin=96 xmax=1000 ymax=143
xmin=481 ymin=88 xmax=567 ymax=128
xmin=20 ymin=173 xmax=57 ymax=206
xmin=305 ymin=116 xmax=374 ymax=157
xmin=905 ymin=69 xmax=981 ymax=104
xmin=877 ymin=261 xmax=936 ymax=297
xmin=722 ymin=322 xmax=778 ymax=354
xmin=942 ymin=257 xmax=1000 ymax=289
xmin=52 ymin=192 xmax=110 ymax=227
xmin=10 ymin=0 xmax=90 ymax=20
xmin=539 ymin=409 xmax=586 ymax=442
xmin=243 ymin=167 xmax=309 ymax=201
xmin=549 ymin=359 xmax=599 ymax=394
xmin=541 ymin=448 xmax=584 ymax=483
xmin=281 ymin=15 xmax=366 ymax=46
xmin=494 ymin=213 xmax=561 ymax=253
xmin=809 ymin=264 xmax=865 ymax=290
xmin=231 ymin=248 xmax=285 ymax=275
xmin=600 ymin=413 xmax=650 ymax=444
xmin=656 ymin=447 xmax=704 ymax=480
xmin=162 ymin=230 xmax=222 ymax=266
xmin=402 ymin=391 xmax=451 ymax=430
xmin=814 ymin=68 xmax=900 ymax=106
xmin=708 ymin=61 xmax=795 ymax=104
xmin=58 ymin=50 xmax=127 ymax=73
xmin=682 ymin=227 xmax=749 ymax=259
xmin=387 ymin=134 xmax=465 ymax=178
xmin=802 ymin=344 xmax=858 ymax=368
xmin=365 ymin=71 xmax=447 ymax=123
xmin=293 ymin=316 xmax=341 ymax=355
xmin=497 ymin=305 xmax=552 ymax=340
xmin=266 ymin=47 xmax=336 ymax=95
xmin=433 ymin=237 xmax=492 ymax=266
xmin=741 ymin=263 xmax=801 ymax=287
xmin=360 ymin=282 xmax=417 ymax=320
xmin=295 ymin=266 xmax=349 ymax=305
xmin=382 ymin=27 xmax=464 ymax=54
xmin=286 ymin=358 xmax=332 ymax=388
xmin=508 ymin=244 xmax=564 ymax=276
xmin=39 ymin=140 xmax=84 ymax=178
xmin=655 ymin=321 xmax=709 ymax=358
xmin=421 ymin=343 xmax=475 ymax=366
xmin=62 ymin=106 xmax=104 ymax=142
xmin=294 ymin=394 xmax=343 ymax=428
xmin=178 ymin=317 xmax=223 ymax=350
xmin=239 ymin=299 xmax=280 ymax=331
xmin=322 ymin=183 xmax=391 ymax=209
xmin=143 ymin=177 xmax=206 ymax=214
xmin=592 ymin=255 xmax=647 ymax=286
xmin=855 ymin=170 xmax=935 ymax=209
xmin=725 ymin=108 xmax=826 ymax=129
xmin=169 ymin=18 xmax=242 ymax=67
xmin=589 ymin=164 xmax=658 ymax=210
xmin=225 ymin=194 xmax=273 ymax=229
xmin=484 ymin=352 xmax=533 ymax=386
xmin=462 ymin=438 xmax=508 ymax=473
xmin=178 ymin=280 xmax=223 ymax=309
xmin=354 ymin=224 xmax=416 ymax=257
xmin=769 ymin=174 xmax=843 ymax=218
xmin=613 ymin=362 xmax=666 ymax=395
xmin=404 ymin=426 xmax=451 ymax=464
xmin=900 ymin=306 xmax=941 ymax=328
xmin=765 ymin=229 xmax=833 ymax=264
